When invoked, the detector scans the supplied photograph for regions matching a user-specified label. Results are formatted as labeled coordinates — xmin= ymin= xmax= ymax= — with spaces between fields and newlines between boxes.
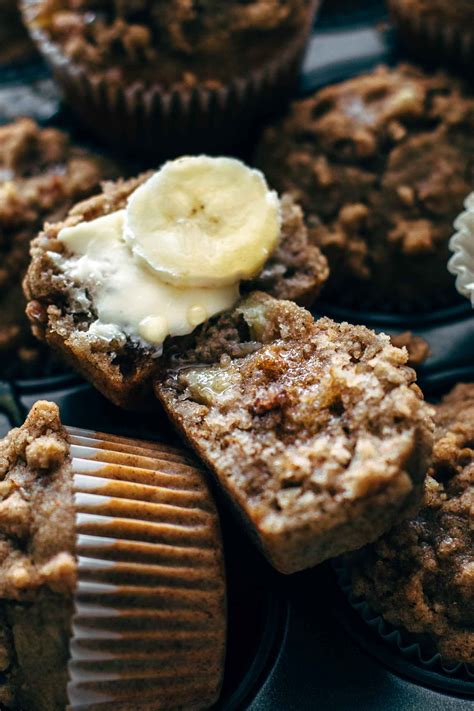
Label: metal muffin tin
xmin=0 ymin=1 xmax=472 ymax=708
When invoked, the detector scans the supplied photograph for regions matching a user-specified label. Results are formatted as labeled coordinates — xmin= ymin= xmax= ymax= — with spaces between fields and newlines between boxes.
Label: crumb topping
xmin=390 ymin=331 xmax=430 ymax=368
xmin=24 ymin=173 xmax=327 ymax=408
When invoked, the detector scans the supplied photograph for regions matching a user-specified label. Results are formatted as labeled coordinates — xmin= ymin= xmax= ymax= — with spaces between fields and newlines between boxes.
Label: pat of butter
xmin=58 ymin=210 xmax=239 ymax=348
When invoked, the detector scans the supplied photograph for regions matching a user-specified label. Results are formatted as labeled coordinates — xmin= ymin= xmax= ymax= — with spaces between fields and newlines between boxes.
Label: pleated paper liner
xmin=21 ymin=0 xmax=320 ymax=159
xmin=449 ymin=192 xmax=474 ymax=307
xmin=66 ymin=427 xmax=227 ymax=711
xmin=332 ymin=559 xmax=474 ymax=690
xmin=388 ymin=0 xmax=474 ymax=72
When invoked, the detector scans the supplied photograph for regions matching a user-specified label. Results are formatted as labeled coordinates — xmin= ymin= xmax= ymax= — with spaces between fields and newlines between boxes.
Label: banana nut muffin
xmin=24 ymin=169 xmax=329 ymax=409
xmin=256 ymin=64 xmax=474 ymax=309
xmin=24 ymin=0 xmax=313 ymax=88
xmin=155 ymin=292 xmax=434 ymax=574
xmin=0 ymin=400 xmax=227 ymax=710
xmin=349 ymin=382 xmax=474 ymax=666
xmin=0 ymin=118 xmax=117 ymax=380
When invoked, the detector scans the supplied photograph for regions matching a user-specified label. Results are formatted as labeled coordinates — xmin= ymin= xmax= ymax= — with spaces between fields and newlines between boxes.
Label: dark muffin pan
xmin=0 ymin=1 xmax=473 ymax=708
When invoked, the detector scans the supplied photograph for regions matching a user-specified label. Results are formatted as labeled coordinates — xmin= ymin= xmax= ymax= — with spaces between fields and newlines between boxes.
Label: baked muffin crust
xmin=0 ymin=118 xmax=116 ymax=379
xmin=155 ymin=292 xmax=434 ymax=573
xmin=256 ymin=64 xmax=474 ymax=308
xmin=25 ymin=0 xmax=312 ymax=87
xmin=349 ymin=383 xmax=474 ymax=665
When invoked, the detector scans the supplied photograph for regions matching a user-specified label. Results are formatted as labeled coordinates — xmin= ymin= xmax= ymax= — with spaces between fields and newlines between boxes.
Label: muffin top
xmin=349 ymin=382 xmax=474 ymax=666
xmin=24 ymin=160 xmax=328 ymax=409
xmin=256 ymin=64 xmax=474 ymax=309
xmin=26 ymin=0 xmax=313 ymax=86
xmin=0 ymin=117 xmax=116 ymax=379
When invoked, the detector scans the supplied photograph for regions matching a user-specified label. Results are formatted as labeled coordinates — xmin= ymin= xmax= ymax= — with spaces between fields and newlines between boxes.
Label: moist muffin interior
xmin=24 ymin=173 xmax=328 ymax=409
xmin=256 ymin=63 xmax=474 ymax=309
xmin=0 ymin=401 xmax=75 ymax=710
xmin=156 ymin=292 xmax=434 ymax=573
xmin=0 ymin=118 xmax=117 ymax=380
xmin=349 ymin=382 xmax=474 ymax=666
xmin=25 ymin=0 xmax=313 ymax=87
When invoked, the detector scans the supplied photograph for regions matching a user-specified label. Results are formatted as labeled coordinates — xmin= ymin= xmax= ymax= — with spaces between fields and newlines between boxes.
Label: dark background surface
xmin=0 ymin=0 xmax=473 ymax=708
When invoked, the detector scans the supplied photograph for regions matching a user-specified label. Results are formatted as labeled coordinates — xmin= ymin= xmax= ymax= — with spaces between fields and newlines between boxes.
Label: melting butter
xmin=58 ymin=210 xmax=239 ymax=348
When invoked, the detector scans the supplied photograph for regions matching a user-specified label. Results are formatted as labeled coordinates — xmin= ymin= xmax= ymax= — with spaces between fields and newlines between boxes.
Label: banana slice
xmin=124 ymin=156 xmax=281 ymax=288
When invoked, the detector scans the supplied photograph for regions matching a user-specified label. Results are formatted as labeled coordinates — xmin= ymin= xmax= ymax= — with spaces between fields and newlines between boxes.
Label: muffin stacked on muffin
xmin=21 ymin=0 xmax=319 ymax=155
xmin=348 ymin=383 xmax=474 ymax=667
xmin=156 ymin=292 xmax=434 ymax=573
xmin=0 ymin=118 xmax=117 ymax=380
xmin=256 ymin=64 xmax=474 ymax=310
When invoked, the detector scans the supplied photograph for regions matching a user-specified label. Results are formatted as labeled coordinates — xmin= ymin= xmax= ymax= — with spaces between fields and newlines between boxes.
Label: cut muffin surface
xmin=155 ymin=292 xmax=434 ymax=574
xmin=348 ymin=382 xmax=474 ymax=666
xmin=0 ymin=118 xmax=117 ymax=379
xmin=24 ymin=172 xmax=328 ymax=409
xmin=256 ymin=63 xmax=474 ymax=309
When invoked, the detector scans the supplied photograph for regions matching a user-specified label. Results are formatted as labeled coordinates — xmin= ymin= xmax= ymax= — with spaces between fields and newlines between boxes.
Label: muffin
xmin=348 ymin=382 xmax=474 ymax=666
xmin=0 ymin=118 xmax=118 ymax=381
xmin=256 ymin=64 xmax=474 ymax=311
xmin=0 ymin=400 xmax=226 ymax=710
xmin=156 ymin=292 xmax=434 ymax=574
xmin=388 ymin=0 xmax=474 ymax=71
xmin=24 ymin=156 xmax=329 ymax=409
xmin=21 ymin=0 xmax=320 ymax=157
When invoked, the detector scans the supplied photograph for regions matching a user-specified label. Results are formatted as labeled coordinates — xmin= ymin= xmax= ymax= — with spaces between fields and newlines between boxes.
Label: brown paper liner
xmin=388 ymin=0 xmax=474 ymax=70
xmin=65 ymin=427 xmax=226 ymax=711
xmin=22 ymin=1 xmax=320 ymax=158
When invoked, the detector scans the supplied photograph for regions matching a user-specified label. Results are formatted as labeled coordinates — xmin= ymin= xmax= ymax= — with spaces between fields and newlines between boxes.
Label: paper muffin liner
xmin=449 ymin=192 xmax=474 ymax=306
xmin=388 ymin=0 xmax=474 ymax=70
xmin=65 ymin=426 xmax=226 ymax=710
xmin=332 ymin=558 xmax=474 ymax=683
xmin=22 ymin=1 xmax=320 ymax=158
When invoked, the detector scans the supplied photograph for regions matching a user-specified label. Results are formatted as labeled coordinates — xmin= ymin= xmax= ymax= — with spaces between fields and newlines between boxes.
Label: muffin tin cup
xmin=332 ymin=559 xmax=474 ymax=691
xmin=316 ymin=286 xmax=466 ymax=324
xmin=22 ymin=0 xmax=320 ymax=159
xmin=65 ymin=427 xmax=227 ymax=710
xmin=388 ymin=0 xmax=474 ymax=70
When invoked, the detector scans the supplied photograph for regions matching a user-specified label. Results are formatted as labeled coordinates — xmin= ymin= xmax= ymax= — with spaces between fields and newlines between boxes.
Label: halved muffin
xmin=347 ymin=382 xmax=474 ymax=666
xmin=155 ymin=292 xmax=434 ymax=574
